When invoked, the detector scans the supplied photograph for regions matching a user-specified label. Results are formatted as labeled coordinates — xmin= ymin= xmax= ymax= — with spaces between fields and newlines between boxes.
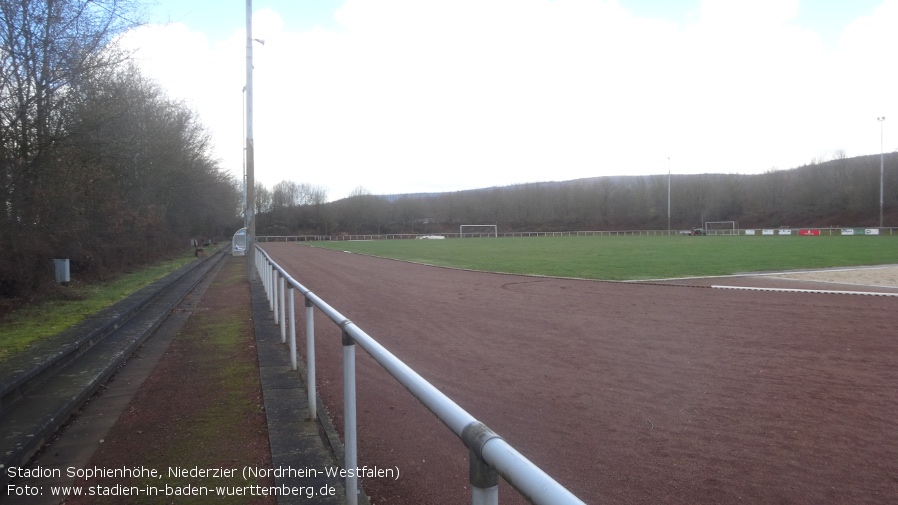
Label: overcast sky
xmin=122 ymin=0 xmax=897 ymax=201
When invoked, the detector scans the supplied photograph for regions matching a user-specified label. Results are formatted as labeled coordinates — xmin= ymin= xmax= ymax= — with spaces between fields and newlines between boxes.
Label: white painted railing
xmin=258 ymin=226 xmax=898 ymax=242
xmin=254 ymin=245 xmax=585 ymax=505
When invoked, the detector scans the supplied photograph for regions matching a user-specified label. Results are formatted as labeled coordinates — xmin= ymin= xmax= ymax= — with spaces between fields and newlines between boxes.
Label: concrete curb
xmin=250 ymin=276 xmax=371 ymax=505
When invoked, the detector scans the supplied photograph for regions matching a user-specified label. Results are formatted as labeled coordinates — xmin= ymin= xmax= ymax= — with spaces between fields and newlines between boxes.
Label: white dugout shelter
xmin=232 ymin=228 xmax=247 ymax=256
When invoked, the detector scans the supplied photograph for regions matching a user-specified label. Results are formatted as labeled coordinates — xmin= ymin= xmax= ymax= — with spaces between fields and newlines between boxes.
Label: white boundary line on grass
xmin=711 ymin=285 xmax=898 ymax=297
xmin=639 ymin=264 xmax=898 ymax=284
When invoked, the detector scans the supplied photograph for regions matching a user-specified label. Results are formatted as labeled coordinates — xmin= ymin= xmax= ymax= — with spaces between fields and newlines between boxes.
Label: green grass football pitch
xmin=309 ymin=235 xmax=898 ymax=280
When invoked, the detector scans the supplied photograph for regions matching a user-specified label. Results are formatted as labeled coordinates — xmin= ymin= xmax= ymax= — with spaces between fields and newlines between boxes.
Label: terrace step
xmin=0 ymin=248 xmax=227 ymax=479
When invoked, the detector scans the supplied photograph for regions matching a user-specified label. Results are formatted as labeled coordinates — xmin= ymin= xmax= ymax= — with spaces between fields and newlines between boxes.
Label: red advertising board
xmin=799 ymin=229 xmax=821 ymax=236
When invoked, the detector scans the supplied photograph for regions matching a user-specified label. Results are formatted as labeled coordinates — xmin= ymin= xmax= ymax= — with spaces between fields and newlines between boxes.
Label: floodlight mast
xmin=667 ymin=156 xmax=670 ymax=231
xmin=878 ymin=117 xmax=885 ymax=228
xmin=245 ymin=0 xmax=256 ymax=280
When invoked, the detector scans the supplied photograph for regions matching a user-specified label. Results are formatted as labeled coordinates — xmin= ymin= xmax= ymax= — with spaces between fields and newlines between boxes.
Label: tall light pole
xmin=245 ymin=1 xmax=255 ymax=280
xmin=667 ymin=156 xmax=670 ymax=235
xmin=242 ymin=86 xmax=247 ymax=230
xmin=245 ymin=1 xmax=265 ymax=280
xmin=878 ymin=116 xmax=885 ymax=228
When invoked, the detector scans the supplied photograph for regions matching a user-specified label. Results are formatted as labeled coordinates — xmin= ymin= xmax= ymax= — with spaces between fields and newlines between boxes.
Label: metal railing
xmin=256 ymin=230 xmax=683 ymax=241
xmin=258 ymin=226 xmax=898 ymax=242
xmin=253 ymin=245 xmax=585 ymax=505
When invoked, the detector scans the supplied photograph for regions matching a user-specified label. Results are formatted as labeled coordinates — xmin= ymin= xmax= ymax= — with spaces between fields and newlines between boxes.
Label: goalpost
xmin=459 ymin=225 xmax=498 ymax=238
xmin=704 ymin=221 xmax=738 ymax=235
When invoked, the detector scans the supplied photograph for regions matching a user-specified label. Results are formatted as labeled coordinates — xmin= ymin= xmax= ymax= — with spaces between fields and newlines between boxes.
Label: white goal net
xmin=704 ymin=221 xmax=738 ymax=235
xmin=459 ymin=225 xmax=498 ymax=238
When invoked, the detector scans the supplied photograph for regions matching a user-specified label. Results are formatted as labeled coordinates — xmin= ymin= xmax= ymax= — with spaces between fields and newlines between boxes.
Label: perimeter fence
xmin=253 ymin=245 xmax=585 ymax=505
xmin=258 ymin=226 xmax=898 ymax=242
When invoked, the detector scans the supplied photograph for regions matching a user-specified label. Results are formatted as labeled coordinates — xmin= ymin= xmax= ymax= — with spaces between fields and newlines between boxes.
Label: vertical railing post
xmin=270 ymin=266 xmax=277 ymax=317
xmin=264 ymin=257 xmax=269 ymax=296
xmin=342 ymin=329 xmax=358 ymax=505
xmin=470 ymin=451 xmax=499 ymax=505
xmin=258 ymin=254 xmax=264 ymax=293
xmin=279 ymin=274 xmax=286 ymax=343
xmin=288 ymin=286 xmax=297 ymax=370
xmin=305 ymin=297 xmax=317 ymax=420
xmin=254 ymin=251 xmax=258 ymax=280
xmin=263 ymin=257 xmax=269 ymax=298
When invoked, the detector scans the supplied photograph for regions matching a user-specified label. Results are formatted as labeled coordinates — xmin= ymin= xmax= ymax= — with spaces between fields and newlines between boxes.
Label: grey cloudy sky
xmin=124 ymin=0 xmax=897 ymax=200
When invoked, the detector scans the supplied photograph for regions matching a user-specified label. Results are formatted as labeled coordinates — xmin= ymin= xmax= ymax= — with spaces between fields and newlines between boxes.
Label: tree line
xmin=3 ymin=1 xmax=893 ymax=306
xmin=1 ymin=0 xmax=241 ymax=304
xmin=256 ymin=152 xmax=898 ymax=236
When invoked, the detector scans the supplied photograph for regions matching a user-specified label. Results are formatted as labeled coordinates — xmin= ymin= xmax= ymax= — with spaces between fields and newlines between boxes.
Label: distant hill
xmin=258 ymin=153 xmax=898 ymax=236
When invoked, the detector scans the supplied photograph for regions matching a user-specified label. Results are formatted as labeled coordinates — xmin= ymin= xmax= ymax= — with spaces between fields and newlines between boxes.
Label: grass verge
xmin=310 ymin=235 xmax=898 ymax=280
xmin=0 ymin=247 xmax=213 ymax=363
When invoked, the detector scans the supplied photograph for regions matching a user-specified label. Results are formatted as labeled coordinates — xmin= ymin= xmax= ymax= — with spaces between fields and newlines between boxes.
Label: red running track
xmin=262 ymin=243 xmax=898 ymax=505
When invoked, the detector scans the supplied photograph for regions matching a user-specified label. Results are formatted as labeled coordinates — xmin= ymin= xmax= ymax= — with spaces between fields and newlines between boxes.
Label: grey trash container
xmin=53 ymin=258 xmax=70 ymax=284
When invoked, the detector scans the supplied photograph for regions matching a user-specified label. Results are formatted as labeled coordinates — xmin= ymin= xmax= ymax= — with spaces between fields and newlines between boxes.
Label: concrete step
xmin=0 ymin=249 xmax=227 ymax=479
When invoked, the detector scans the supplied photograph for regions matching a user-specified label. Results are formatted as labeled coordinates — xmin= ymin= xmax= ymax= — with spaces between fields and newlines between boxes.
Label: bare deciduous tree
xmin=0 ymin=0 xmax=242 ymax=302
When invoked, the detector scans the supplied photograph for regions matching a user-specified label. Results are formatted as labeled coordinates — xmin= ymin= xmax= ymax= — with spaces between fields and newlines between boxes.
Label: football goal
xmin=459 ymin=225 xmax=498 ymax=238
xmin=704 ymin=221 xmax=738 ymax=235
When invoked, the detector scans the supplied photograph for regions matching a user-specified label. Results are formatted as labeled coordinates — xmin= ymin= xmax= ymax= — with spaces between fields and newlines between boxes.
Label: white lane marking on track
xmin=711 ymin=285 xmax=898 ymax=297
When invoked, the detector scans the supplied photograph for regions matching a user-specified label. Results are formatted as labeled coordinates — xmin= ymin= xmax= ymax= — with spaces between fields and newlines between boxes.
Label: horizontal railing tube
xmin=342 ymin=322 xmax=477 ymax=436
xmin=481 ymin=437 xmax=583 ymax=503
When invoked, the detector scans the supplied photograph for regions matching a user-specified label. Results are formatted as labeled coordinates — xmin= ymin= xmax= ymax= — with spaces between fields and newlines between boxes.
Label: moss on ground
xmin=77 ymin=257 xmax=273 ymax=505
xmin=0 ymin=247 xmax=214 ymax=363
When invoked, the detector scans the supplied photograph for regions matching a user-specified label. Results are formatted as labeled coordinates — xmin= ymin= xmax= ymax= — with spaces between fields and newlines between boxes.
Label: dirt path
xmin=66 ymin=256 xmax=275 ymax=504
xmin=263 ymin=243 xmax=898 ymax=505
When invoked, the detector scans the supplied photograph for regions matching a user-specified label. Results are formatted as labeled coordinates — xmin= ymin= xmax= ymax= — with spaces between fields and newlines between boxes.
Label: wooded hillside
xmin=257 ymin=153 xmax=898 ymax=236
